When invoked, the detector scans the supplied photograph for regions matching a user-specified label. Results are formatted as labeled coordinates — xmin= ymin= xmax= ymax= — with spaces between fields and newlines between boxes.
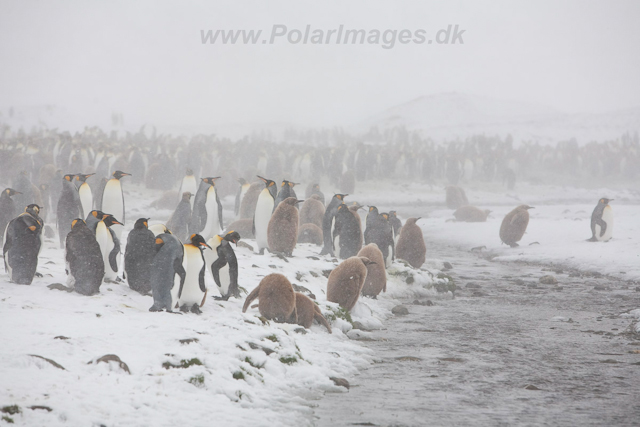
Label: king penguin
xmin=85 ymin=210 xmax=105 ymax=233
xmin=206 ymin=230 xmax=241 ymax=300
xmin=95 ymin=214 xmax=123 ymax=283
xmin=124 ymin=218 xmax=156 ymax=295
xmin=234 ymin=178 xmax=250 ymax=220
xmin=177 ymin=233 xmax=211 ymax=313
xmin=100 ymin=170 xmax=130 ymax=241
xmin=274 ymin=180 xmax=298 ymax=207
xmin=75 ymin=173 xmax=94 ymax=218
xmin=149 ymin=233 xmax=186 ymax=312
xmin=332 ymin=203 xmax=362 ymax=259
xmin=253 ymin=175 xmax=277 ymax=254
xmin=65 ymin=219 xmax=105 ymax=295
xmin=588 ymin=198 xmax=614 ymax=242
xmin=178 ymin=168 xmax=198 ymax=210
xmin=57 ymin=174 xmax=83 ymax=249
xmin=499 ymin=205 xmax=534 ymax=247
xmin=0 ymin=188 xmax=21 ymax=242
xmin=166 ymin=192 xmax=192 ymax=243
xmin=3 ymin=204 xmax=43 ymax=285
xmin=319 ymin=193 xmax=348 ymax=256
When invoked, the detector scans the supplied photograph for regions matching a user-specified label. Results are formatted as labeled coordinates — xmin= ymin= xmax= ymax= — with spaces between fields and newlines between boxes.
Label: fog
xmin=1 ymin=0 xmax=639 ymax=132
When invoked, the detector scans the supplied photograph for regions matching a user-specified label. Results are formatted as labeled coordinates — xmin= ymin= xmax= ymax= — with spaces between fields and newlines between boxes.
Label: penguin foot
xmin=213 ymin=295 xmax=230 ymax=301
xmin=34 ymin=272 xmax=43 ymax=278
xmin=258 ymin=248 xmax=265 ymax=255
xmin=179 ymin=305 xmax=190 ymax=313
xmin=115 ymin=277 xmax=124 ymax=283
xmin=190 ymin=304 xmax=202 ymax=315
xmin=509 ymin=243 xmax=519 ymax=248
xmin=149 ymin=305 xmax=163 ymax=312
xmin=586 ymin=237 xmax=597 ymax=242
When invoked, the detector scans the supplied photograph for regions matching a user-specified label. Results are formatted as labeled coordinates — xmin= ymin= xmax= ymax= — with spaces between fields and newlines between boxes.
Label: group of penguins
xmin=445 ymin=184 xmax=616 ymax=246
xmin=1 ymin=167 xmax=428 ymax=331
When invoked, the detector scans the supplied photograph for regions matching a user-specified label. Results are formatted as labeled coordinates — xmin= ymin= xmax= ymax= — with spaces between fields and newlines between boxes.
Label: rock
xmin=47 ymin=283 xmax=72 ymax=292
xmin=352 ymin=321 xmax=370 ymax=331
xmin=513 ymin=279 xmax=525 ymax=286
xmin=29 ymin=406 xmax=52 ymax=412
xmin=442 ymin=262 xmax=453 ymax=270
xmin=524 ymin=384 xmax=541 ymax=390
xmin=294 ymin=327 xmax=308 ymax=334
xmin=179 ymin=338 xmax=199 ymax=345
xmin=395 ymin=356 xmax=421 ymax=361
xmin=635 ymin=287 xmax=640 ymax=292
xmin=90 ymin=354 xmax=131 ymax=374
xmin=322 ymin=269 xmax=332 ymax=278
xmin=54 ymin=336 xmax=70 ymax=340
xmin=539 ymin=275 xmax=557 ymax=285
xmin=527 ymin=284 xmax=538 ymax=289
xmin=391 ymin=305 xmax=409 ymax=316
xmin=593 ymin=285 xmax=608 ymax=291
xmin=330 ymin=377 xmax=350 ymax=389
xmin=306 ymin=256 xmax=320 ymax=261
xmin=236 ymin=241 xmax=254 ymax=251
xmin=465 ymin=282 xmax=481 ymax=289
xmin=472 ymin=291 xmax=487 ymax=297
xmin=292 ymin=283 xmax=316 ymax=299
xmin=28 ymin=355 xmax=65 ymax=370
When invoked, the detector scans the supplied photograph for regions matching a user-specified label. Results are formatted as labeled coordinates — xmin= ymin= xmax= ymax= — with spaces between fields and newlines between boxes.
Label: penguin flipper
xmin=242 ymin=284 xmax=261 ymax=313
xmin=216 ymin=194 xmax=223 ymax=231
xmin=174 ymin=258 xmax=187 ymax=299
xmin=211 ymin=256 xmax=227 ymax=289
xmin=198 ymin=265 xmax=206 ymax=293
xmin=596 ymin=218 xmax=607 ymax=237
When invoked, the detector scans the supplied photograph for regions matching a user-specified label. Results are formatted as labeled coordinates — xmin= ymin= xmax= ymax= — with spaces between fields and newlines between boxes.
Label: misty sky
xmin=1 ymin=0 xmax=639 ymax=129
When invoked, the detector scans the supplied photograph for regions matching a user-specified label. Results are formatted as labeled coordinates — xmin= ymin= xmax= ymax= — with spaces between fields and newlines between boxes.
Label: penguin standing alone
xmin=149 ymin=233 xmax=186 ymax=312
xmin=100 ymin=170 xmax=130 ymax=241
xmin=319 ymin=194 xmax=348 ymax=256
xmin=207 ymin=230 xmax=241 ymax=300
xmin=65 ymin=219 xmax=105 ymax=295
xmin=268 ymin=197 xmax=303 ymax=256
xmin=57 ymin=174 xmax=83 ymax=249
xmin=3 ymin=204 xmax=43 ymax=285
xmin=75 ymin=173 xmax=94 ymax=218
xmin=588 ymin=198 xmax=614 ymax=242
xmin=0 ymin=188 xmax=21 ymax=241
xmin=177 ymin=234 xmax=211 ymax=313
xmin=124 ymin=218 xmax=156 ymax=294
xmin=395 ymin=218 xmax=426 ymax=269
xmin=242 ymin=273 xmax=297 ymax=323
xmin=499 ymin=205 xmax=534 ymax=247
xmin=253 ymin=176 xmax=277 ymax=254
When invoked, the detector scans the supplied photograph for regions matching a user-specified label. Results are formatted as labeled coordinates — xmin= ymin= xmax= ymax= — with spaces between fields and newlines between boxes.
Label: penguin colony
xmin=0 ymin=129 xmax=627 ymax=344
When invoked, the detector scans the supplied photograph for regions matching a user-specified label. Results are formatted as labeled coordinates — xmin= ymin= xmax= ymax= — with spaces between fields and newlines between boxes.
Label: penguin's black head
xmin=4 ymin=188 xmax=21 ymax=197
xmin=389 ymin=210 xmax=397 ymax=217
xmin=368 ymin=206 xmax=378 ymax=214
xmin=182 ymin=191 xmax=192 ymax=200
xmin=202 ymin=177 xmax=221 ymax=186
xmin=599 ymin=198 xmax=613 ymax=205
xmin=134 ymin=218 xmax=150 ymax=229
xmin=89 ymin=210 xmax=105 ymax=220
xmin=112 ymin=171 xmax=131 ymax=180
xmin=381 ymin=213 xmax=389 ymax=221
xmin=71 ymin=218 xmax=86 ymax=229
xmin=335 ymin=194 xmax=348 ymax=201
xmin=189 ymin=234 xmax=212 ymax=250
xmin=337 ymin=203 xmax=347 ymax=212
xmin=64 ymin=174 xmax=76 ymax=182
xmin=257 ymin=175 xmax=276 ymax=187
xmin=103 ymin=215 xmax=123 ymax=227
xmin=281 ymin=180 xmax=290 ymax=188
xmin=75 ymin=173 xmax=95 ymax=182
xmin=224 ymin=230 xmax=241 ymax=245
xmin=25 ymin=204 xmax=42 ymax=215
xmin=186 ymin=168 xmax=194 ymax=176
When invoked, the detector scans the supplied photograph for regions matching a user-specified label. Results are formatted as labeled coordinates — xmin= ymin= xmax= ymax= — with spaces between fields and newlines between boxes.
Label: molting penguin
xmin=297 ymin=223 xmax=323 ymax=245
xmin=242 ymin=273 xmax=297 ymax=323
xmin=0 ymin=188 xmax=21 ymax=242
xmin=178 ymin=168 xmax=198 ymax=210
xmin=166 ymin=192 xmax=192 ymax=243
xmin=65 ymin=219 xmax=105 ymax=295
xmin=100 ymin=170 xmax=130 ymax=241
xmin=499 ymin=205 xmax=534 ymax=247
xmin=75 ymin=173 xmax=94 ymax=218
xmin=268 ymin=197 xmax=302 ymax=256
xmin=453 ymin=206 xmax=491 ymax=222
xmin=124 ymin=218 xmax=156 ymax=295
xmin=56 ymin=174 xmax=83 ymax=249
xmin=319 ymin=194 xmax=347 ymax=256
xmin=3 ymin=204 xmax=43 ymax=285
xmin=304 ymin=183 xmax=325 ymax=206
xmin=289 ymin=293 xmax=332 ymax=333
xmin=274 ymin=180 xmax=298 ymax=207
xmin=207 ymin=230 xmax=241 ymax=300
xmin=332 ymin=203 xmax=362 ymax=259
xmin=326 ymin=256 xmax=373 ymax=312
xmin=95 ymin=214 xmax=123 ymax=283
xmin=149 ymin=233 xmax=186 ymax=312
xmin=588 ymin=198 xmax=614 ymax=242
xmin=253 ymin=176 xmax=277 ymax=254
xmin=445 ymin=185 xmax=469 ymax=209
xmin=395 ymin=217 xmax=426 ymax=269
xmin=357 ymin=243 xmax=387 ymax=297
xmin=298 ymin=194 xmax=325 ymax=229
xmin=234 ymin=178 xmax=250 ymax=219
xmin=177 ymin=234 xmax=211 ymax=313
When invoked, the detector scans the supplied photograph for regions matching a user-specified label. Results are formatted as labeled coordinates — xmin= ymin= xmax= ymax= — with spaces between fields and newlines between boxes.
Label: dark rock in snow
xmin=179 ymin=338 xmax=199 ymax=345
xmin=539 ymin=275 xmax=558 ymax=285
xmin=330 ymin=377 xmax=350 ymax=389
xmin=442 ymin=262 xmax=453 ymax=270
xmin=29 ymin=354 xmax=65 ymax=370
xmin=90 ymin=354 xmax=131 ymax=374
xmin=465 ymin=282 xmax=481 ymax=289
xmin=48 ymin=283 xmax=72 ymax=292
xmin=392 ymin=305 xmax=409 ymax=316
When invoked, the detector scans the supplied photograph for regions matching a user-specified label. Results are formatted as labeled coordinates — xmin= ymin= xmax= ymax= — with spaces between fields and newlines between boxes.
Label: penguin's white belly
xmin=385 ymin=245 xmax=393 ymax=268
xmin=96 ymin=222 xmax=117 ymax=280
xmin=79 ymin=183 xmax=93 ymax=217
xmin=596 ymin=206 xmax=614 ymax=241
xmin=236 ymin=186 xmax=249 ymax=219
xmin=149 ymin=224 xmax=168 ymax=237
xmin=334 ymin=235 xmax=341 ymax=258
xmin=179 ymin=246 xmax=206 ymax=306
xmin=201 ymin=188 xmax=221 ymax=240
xmin=254 ymin=193 xmax=274 ymax=250
xmin=180 ymin=176 xmax=198 ymax=209
xmin=102 ymin=180 xmax=124 ymax=239
xmin=170 ymin=252 xmax=185 ymax=309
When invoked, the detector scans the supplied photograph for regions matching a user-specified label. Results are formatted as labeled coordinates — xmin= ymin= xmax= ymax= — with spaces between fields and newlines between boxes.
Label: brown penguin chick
xmin=453 ymin=206 xmax=491 ymax=222
xmin=395 ymin=218 xmax=426 ymax=268
xmin=298 ymin=195 xmax=325 ymax=229
xmin=239 ymin=181 xmax=264 ymax=219
xmin=445 ymin=186 xmax=469 ymax=209
xmin=224 ymin=218 xmax=254 ymax=238
xmin=297 ymin=223 xmax=323 ymax=245
xmin=268 ymin=197 xmax=303 ymax=256
xmin=326 ymin=256 xmax=373 ymax=312
xmin=289 ymin=293 xmax=332 ymax=333
xmin=499 ymin=205 xmax=534 ymax=247
xmin=357 ymin=244 xmax=387 ymax=297
xmin=242 ymin=273 xmax=297 ymax=323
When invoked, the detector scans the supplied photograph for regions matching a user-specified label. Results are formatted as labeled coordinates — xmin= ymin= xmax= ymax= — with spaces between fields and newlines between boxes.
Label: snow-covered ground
xmin=0 ymin=183 xmax=446 ymax=427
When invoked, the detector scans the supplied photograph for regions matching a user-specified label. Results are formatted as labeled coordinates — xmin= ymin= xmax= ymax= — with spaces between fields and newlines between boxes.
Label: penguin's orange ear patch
xmin=28 ymin=225 xmax=37 ymax=231
xmin=600 ymin=198 xmax=605 ymax=203
xmin=71 ymin=219 xmax=79 ymax=228
xmin=143 ymin=221 xmax=148 ymax=227
xmin=382 ymin=214 xmax=388 ymax=220
xmin=281 ymin=182 xmax=285 ymax=187
xmin=65 ymin=175 xmax=71 ymax=181
xmin=269 ymin=182 xmax=275 ymax=187
xmin=92 ymin=211 xmax=98 ymax=217
xmin=155 ymin=237 xmax=164 ymax=245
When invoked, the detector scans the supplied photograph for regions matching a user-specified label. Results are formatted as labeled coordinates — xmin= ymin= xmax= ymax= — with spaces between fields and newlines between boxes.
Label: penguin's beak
xmin=112 ymin=219 xmax=124 ymax=226
xmin=295 ymin=199 xmax=304 ymax=204
xmin=200 ymin=242 xmax=212 ymax=250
